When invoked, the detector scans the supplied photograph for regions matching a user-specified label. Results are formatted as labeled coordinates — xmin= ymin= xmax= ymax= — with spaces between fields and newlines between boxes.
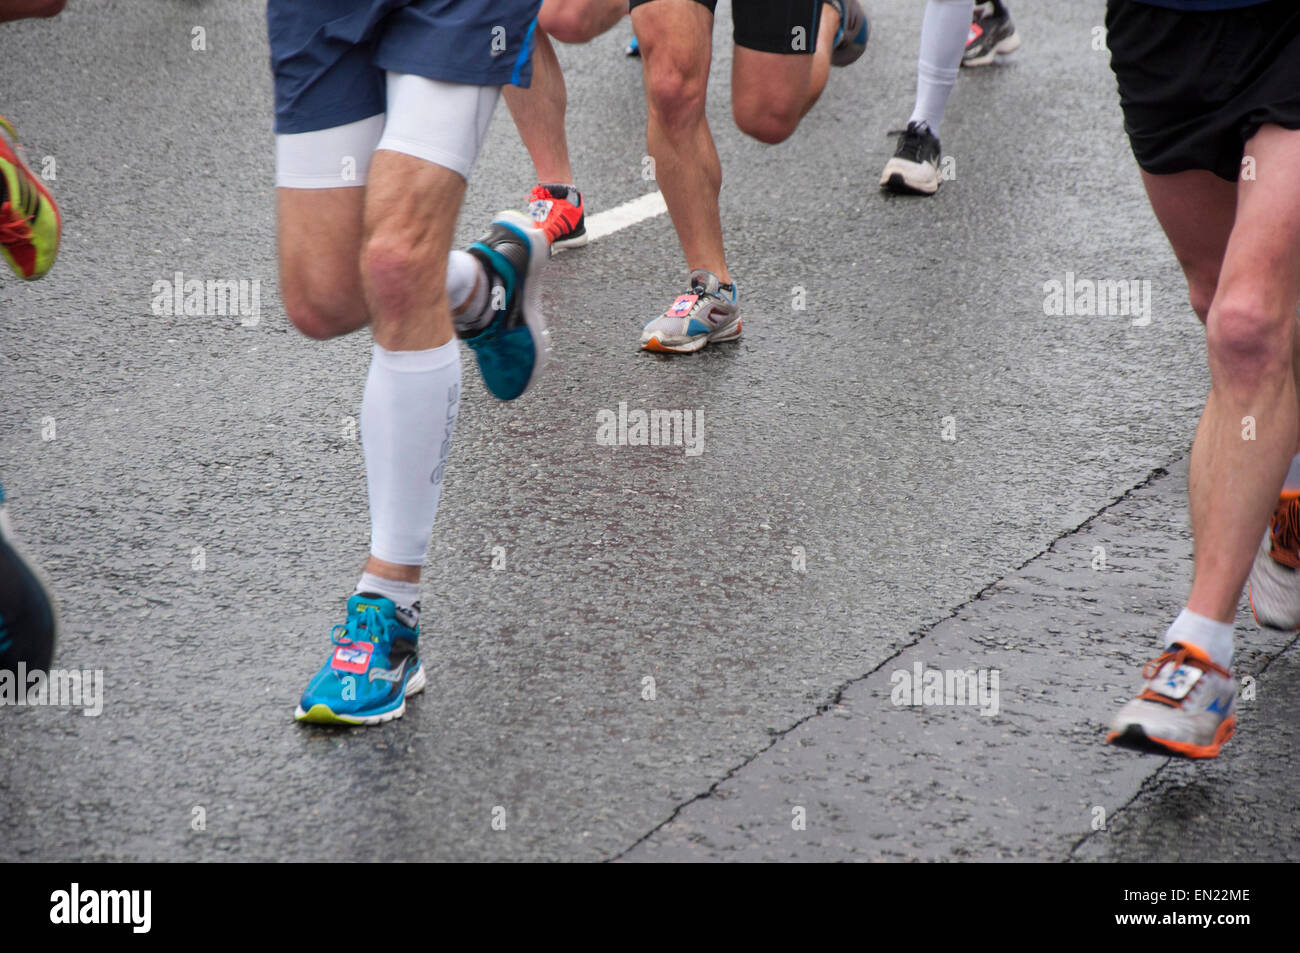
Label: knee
xmin=282 ymin=287 xmax=355 ymax=341
xmin=359 ymin=230 xmax=446 ymax=320
xmin=1205 ymin=293 xmax=1294 ymax=382
xmin=281 ymin=265 xmax=364 ymax=340
xmin=645 ymin=61 xmax=707 ymax=131
xmin=733 ymin=99 xmax=801 ymax=145
xmin=540 ymin=0 xmax=614 ymax=43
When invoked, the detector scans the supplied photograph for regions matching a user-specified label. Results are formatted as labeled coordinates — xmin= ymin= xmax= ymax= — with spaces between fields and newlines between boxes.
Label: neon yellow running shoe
xmin=0 ymin=115 xmax=61 ymax=280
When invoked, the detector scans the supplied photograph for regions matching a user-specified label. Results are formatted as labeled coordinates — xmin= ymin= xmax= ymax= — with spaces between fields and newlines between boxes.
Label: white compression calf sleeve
xmin=909 ymin=0 xmax=974 ymax=137
xmin=361 ymin=340 xmax=462 ymax=565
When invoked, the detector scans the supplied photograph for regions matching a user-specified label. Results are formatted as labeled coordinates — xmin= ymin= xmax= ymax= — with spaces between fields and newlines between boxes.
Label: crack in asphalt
xmin=608 ymin=460 xmax=1181 ymax=861
xmin=1067 ymin=761 xmax=1172 ymax=861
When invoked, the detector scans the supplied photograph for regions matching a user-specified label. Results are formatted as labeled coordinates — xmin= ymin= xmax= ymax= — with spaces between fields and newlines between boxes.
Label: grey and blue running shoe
xmin=640 ymin=269 xmax=741 ymax=354
xmin=458 ymin=210 xmax=549 ymax=401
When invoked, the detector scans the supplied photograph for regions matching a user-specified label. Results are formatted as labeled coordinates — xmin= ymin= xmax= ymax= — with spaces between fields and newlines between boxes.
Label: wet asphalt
xmin=1 ymin=0 xmax=1294 ymax=862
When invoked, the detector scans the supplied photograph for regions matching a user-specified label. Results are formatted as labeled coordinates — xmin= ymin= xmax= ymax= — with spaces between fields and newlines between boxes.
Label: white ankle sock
xmin=355 ymin=572 xmax=420 ymax=610
xmin=447 ymin=249 xmax=486 ymax=314
xmin=361 ymin=340 xmax=461 ymax=566
xmin=1164 ymin=608 xmax=1234 ymax=670
xmin=908 ymin=0 xmax=974 ymax=137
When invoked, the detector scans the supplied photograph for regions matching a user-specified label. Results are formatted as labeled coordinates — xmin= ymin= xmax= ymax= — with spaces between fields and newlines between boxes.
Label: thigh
xmin=730 ymin=0 xmax=821 ymax=130
xmin=539 ymin=0 xmax=627 ymax=43
xmin=275 ymin=117 xmax=386 ymax=338
xmin=1217 ymin=124 xmax=1300 ymax=318
xmin=1140 ymin=168 xmax=1236 ymax=321
xmin=375 ymin=72 xmax=501 ymax=183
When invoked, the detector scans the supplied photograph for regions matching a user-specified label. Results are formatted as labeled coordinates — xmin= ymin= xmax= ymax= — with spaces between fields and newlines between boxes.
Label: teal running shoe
xmin=294 ymin=593 xmax=425 ymax=726
xmin=828 ymin=0 xmax=869 ymax=67
xmin=458 ymin=210 xmax=549 ymax=401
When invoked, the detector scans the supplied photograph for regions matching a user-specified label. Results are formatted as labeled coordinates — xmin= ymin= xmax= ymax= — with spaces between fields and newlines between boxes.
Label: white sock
xmin=1164 ymin=608 xmax=1234 ymax=670
xmin=908 ymin=0 xmax=974 ymax=138
xmin=356 ymin=572 xmax=420 ymax=610
xmin=1283 ymin=453 xmax=1300 ymax=495
xmin=447 ymin=249 xmax=486 ymax=314
xmin=361 ymin=340 xmax=461 ymax=566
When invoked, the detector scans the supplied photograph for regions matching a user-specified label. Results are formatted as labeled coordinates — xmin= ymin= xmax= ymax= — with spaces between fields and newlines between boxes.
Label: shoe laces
xmin=1136 ymin=645 xmax=1230 ymax=707
xmin=1269 ymin=497 xmax=1300 ymax=568
xmin=888 ymin=125 xmax=931 ymax=163
xmin=330 ymin=604 xmax=386 ymax=650
xmin=1141 ymin=645 xmax=1230 ymax=682
xmin=0 ymin=201 xmax=32 ymax=246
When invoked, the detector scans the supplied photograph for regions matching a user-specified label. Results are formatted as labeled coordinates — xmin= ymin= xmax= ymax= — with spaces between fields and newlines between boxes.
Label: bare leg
xmin=632 ymin=0 xmax=726 ymax=280
xmin=502 ymin=0 xmax=627 ymax=186
xmin=503 ymin=32 xmax=573 ymax=185
xmin=1179 ymin=128 xmax=1300 ymax=621
xmin=730 ymin=6 xmax=839 ymax=144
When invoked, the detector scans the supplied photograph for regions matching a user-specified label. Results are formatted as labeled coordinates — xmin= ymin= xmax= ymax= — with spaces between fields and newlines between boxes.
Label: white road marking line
xmin=584 ymin=190 xmax=668 ymax=242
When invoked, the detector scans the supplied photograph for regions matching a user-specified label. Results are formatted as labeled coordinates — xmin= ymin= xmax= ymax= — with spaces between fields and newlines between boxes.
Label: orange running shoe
xmin=526 ymin=184 xmax=587 ymax=252
xmin=1108 ymin=642 xmax=1237 ymax=759
xmin=1247 ymin=492 xmax=1300 ymax=630
xmin=0 ymin=115 xmax=61 ymax=280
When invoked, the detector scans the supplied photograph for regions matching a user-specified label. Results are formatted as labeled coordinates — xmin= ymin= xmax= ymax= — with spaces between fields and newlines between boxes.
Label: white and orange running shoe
xmin=1107 ymin=642 xmax=1236 ymax=759
xmin=1247 ymin=493 xmax=1300 ymax=631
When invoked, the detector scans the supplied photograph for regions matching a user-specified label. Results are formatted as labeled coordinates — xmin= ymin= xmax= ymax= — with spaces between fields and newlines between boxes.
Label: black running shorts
xmin=628 ymin=0 xmax=824 ymax=55
xmin=1106 ymin=0 xmax=1300 ymax=181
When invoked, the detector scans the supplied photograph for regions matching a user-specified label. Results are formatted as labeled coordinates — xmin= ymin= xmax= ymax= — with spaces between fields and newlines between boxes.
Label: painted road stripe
xmin=584 ymin=190 xmax=668 ymax=242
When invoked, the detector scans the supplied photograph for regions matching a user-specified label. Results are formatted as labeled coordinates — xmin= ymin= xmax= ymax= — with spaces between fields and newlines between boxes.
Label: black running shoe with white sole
xmin=880 ymin=121 xmax=943 ymax=196
xmin=964 ymin=1 xmax=1020 ymax=68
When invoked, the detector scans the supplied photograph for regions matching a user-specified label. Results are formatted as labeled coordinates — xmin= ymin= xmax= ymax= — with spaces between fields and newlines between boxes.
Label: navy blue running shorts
xmin=269 ymin=0 xmax=541 ymax=135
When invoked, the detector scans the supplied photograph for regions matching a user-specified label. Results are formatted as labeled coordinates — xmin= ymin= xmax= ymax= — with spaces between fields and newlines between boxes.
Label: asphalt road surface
xmin=1 ymin=0 xmax=1296 ymax=862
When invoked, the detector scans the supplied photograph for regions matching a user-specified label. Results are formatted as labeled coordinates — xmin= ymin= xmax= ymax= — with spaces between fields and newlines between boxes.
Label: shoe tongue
xmin=688 ymin=269 xmax=720 ymax=295
xmin=349 ymin=592 xmax=395 ymax=623
xmin=540 ymin=183 xmax=576 ymax=203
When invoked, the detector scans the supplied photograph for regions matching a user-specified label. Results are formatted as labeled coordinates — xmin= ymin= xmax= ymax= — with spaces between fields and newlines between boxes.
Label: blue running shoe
xmin=828 ymin=0 xmax=869 ymax=67
xmin=294 ymin=593 xmax=426 ymax=726
xmin=458 ymin=210 xmax=549 ymax=401
xmin=625 ymin=34 xmax=640 ymax=57
xmin=0 ymin=483 xmax=57 ymax=675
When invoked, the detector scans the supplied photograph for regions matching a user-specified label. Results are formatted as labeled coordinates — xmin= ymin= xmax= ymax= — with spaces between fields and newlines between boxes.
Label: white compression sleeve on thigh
xmin=275 ymin=114 xmax=386 ymax=189
xmin=908 ymin=0 xmax=974 ymax=137
xmin=362 ymin=340 xmax=462 ymax=565
xmin=375 ymin=72 xmax=501 ymax=180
